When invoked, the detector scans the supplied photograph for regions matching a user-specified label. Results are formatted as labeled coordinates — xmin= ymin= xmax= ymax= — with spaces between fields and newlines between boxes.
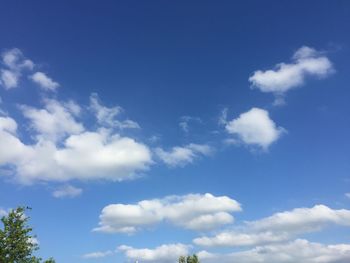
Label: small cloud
xmin=155 ymin=143 xmax=213 ymax=167
xmin=225 ymin=108 xmax=285 ymax=150
xmin=179 ymin=116 xmax=202 ymax=133
xmin=82 ymin=250 xmax=114 ymax=259
xmin=0 ymin=48 xmax=34 ymax=90
xmin=249 ymin=46 xmax=334 ymax=104
xmin=118 ymin=243 xmax=190 ymax=262
xmin=52 ymin=185 xmax=83 ymax=198
xmin=218 ymin=108 xmax=228 ymax=126
xmin=89 ymin=93 xmax=140 ymax=129
xmin=30 ymin=72 xmax=59 ymax=91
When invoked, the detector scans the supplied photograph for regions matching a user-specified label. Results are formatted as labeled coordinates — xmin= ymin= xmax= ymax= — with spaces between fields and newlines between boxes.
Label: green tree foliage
xmin=179 ymin=254 xmax=199 ymax=263
xmin=179 ymin=256 xmax=186 ymax=263
xmin=0 ymin=206 xmax=55 ymax=263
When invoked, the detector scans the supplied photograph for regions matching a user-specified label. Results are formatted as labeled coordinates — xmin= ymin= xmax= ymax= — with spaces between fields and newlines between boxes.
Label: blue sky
xmin=0 ymin=1 xmax=350 ymax=262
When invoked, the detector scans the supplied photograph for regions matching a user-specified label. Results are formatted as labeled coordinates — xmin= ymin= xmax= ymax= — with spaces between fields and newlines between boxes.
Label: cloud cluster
xmin=194 ymin=205 xmax=350 ymax=248
xmin=0 ymin=48 xmax=34 ymax=89
xmin=93 ymin=193 xmax=241 ymax=233
xmin=118 ymin=243 xmax=190 ymax=262
xmin=225 ymin=107 xmax=284 ymax=149
xmin=155 ymin=143 xmax=212 ymax=167
xmin=0 ymin=98 xmax=152 ymax=184
xmin=0 ymin=48 xmax=58 ymax=91
xmin=249 ymin=46 xmax=333 ymax=104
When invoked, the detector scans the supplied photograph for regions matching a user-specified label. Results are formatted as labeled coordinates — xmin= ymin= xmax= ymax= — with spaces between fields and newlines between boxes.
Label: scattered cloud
xmin=0 ymin=48 xmax=34 ymax=89
xmin=118 ymin=243 xmax=190 ymax=262
xmin=218 ymin=108 xmax=228 ymax=126
xmin=225 ymin=108 xmax=284 ymax=149
xmin=90 ymin=93 xmax=140 ymax=129
xmin=82 ymin=250 xmax=114 ymax=259
xmin=179 ymin=116 xmax=202 ymax=133
xmin=155 ymin=143 xmax=212 ymax=167
xmin=345 ymin=193 xmax=350 ymax=199
xmin=249 ymin=46 xmax=334 ymax=104
xmin=52 ymin=185 xmax=83 ymax=198
xmin=30 ymin=72 xmax=59 ymax=91
xmin=198 ymin=239 xmax=350 ymax=263
xmin=194 ymin=204 xmax=350 ymax=248
xmin=93 ymin=193 xmax=241 ymax=233
xmin=1 ymin=69 xmax=18 ymax=89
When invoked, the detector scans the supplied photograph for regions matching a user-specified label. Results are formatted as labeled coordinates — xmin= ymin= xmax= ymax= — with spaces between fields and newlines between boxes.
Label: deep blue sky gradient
xmin=0 ymin=1 xmax=350 ymax=262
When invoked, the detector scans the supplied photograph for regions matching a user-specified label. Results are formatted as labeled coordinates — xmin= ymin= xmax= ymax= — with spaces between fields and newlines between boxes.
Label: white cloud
xmin=0 ymin=99 xmax=153 ymax=184
xmin=90 ymin=93 xmax=140 ymax=129
xmin=82 ymin=250 xmax=114 ymax=259
xmin=155 ymin=143 xmax=212 ymax=167
xmin=194 ymin=205 xmax=350 ymax=248
xmin=30 ymin=72 xmax=59 ymax=91
xmin=249 ymin=46 xmax=334 ymax=103
xmin=225 ymin=108 xmax=284 ymax=149
xmin=118 ymin=243 xmax=189 ymax=262
xmin=20 ymin=99 xmax=84 ymax=142
xmin=0 ymin=48 xmax=34 ymax=89
xmin=198 ymin=239 xmax=350 ymax=263
xmin=52 ymin=185 xmax=83 ymax=198
xmin=248 ymin=204 xmax=350 ymax=233
xmin=11 ymin=129 xmax=152 ymax=184
xmin=94 ymin=193 xmax=241 ymax=233
xmin=2 ymin=48 xmax=34 ymax=70
xmin=0 ymin=116 xmax=32 ymax=164
xmin=345 ymin=193 xmax=350 ymax=199
xmin=194 ymin=231 xmax=288 ymax=247
xmin=1 ymin=69 xmax=18 ymax=89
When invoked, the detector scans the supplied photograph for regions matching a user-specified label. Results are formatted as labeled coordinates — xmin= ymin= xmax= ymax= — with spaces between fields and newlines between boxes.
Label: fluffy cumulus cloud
xmin=0 ymin=98 xmax=152 ymax=184
xmin=248 ymin=204 xmax=350 ymax=233
xmin=118 ymin=243 xmax=189 ymax=263
xmin=20 ymin=99 xmax=84 ymax=142
xmin=194 ymin=231 xmax=289 ymax=247
xmin=93 ymin=193 xmax=241 ymax=233
xmin=0 ymin=48 xmax=34 ymax=89
xmin=52 ymin=185 xmax=83 ymax=198
xmin=225 ymin=108 xmax=284 ymax=149
xmin=155 ymin=143 xmax=212 ymax=167
xmin=249 ymin=46 xmax=334 ymax=104
xmin=194 ymin=205 xmax=350 ymax=248
xmin=198 ymin=239 xmax=350 ymax=263
xmin=30 ymin=72 xmax=59 ymax=91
